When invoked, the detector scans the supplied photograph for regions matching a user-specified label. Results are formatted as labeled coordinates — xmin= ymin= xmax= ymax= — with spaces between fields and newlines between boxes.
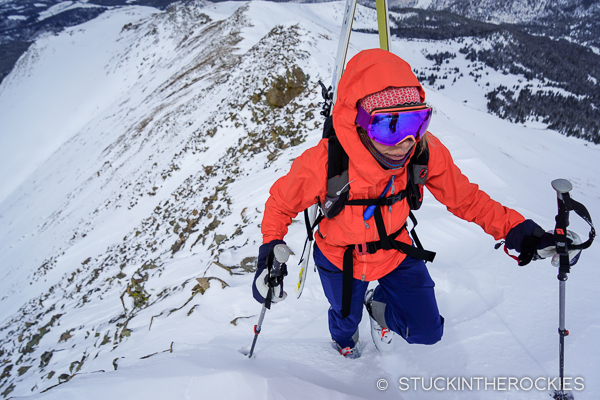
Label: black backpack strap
xmin=406 ymin=141 xmax=429 ymax=211
xmin=345 ymin=192 xmax=407 ymax=207
xmin=322 ymin=115 xmax=335 ymax=139
xmin=373 ymin=206 xmax=393 ymax=250
xmin=342 ymin=246 xmax=354 ymax=318
xmin=301 ymin=116 xmax=345 ymax=249
xmin=324 ymin=115 xmax=347 ymax=188
xmin=327 ymin=135 xmax=348 ymax=181
xmin=407 ymin=211 xmax=424 ymax=250
xmin=321 ymin=134 xmax=350 ymax=219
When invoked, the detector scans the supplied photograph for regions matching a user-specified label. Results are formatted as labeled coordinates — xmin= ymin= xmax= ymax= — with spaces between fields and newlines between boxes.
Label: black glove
xmin=505 ymin=220 xmax=555 ymax=266
xmin=252 ymin=240 xmax=288 ymax=304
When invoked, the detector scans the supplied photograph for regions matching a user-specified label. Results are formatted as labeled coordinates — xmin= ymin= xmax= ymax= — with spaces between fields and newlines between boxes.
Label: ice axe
xmin=245 ymin=244 xmax=290 ymax=358
xmin=550 ymin=179 xmax=595 ymax=400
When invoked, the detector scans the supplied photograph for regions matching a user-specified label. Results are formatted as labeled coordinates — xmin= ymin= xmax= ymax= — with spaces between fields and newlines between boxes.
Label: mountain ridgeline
xmin=1 ymin=0 xmax=599 ymax=141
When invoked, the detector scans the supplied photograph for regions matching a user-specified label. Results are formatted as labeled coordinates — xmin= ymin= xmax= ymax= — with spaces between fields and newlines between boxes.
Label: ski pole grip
xmin=552 ymin=178 xmax=572 ymax=230
xmin=273 ymin=244 xmax=290 ymax=264
xmin=270 ymin=244 xmax=290 ymax=279
xmin=552 ymin=179 xmax=573 ymax=200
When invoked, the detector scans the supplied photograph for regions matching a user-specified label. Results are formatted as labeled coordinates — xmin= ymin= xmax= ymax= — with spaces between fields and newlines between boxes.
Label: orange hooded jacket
xmin=261 ymin=49 xmax=525 ymax=281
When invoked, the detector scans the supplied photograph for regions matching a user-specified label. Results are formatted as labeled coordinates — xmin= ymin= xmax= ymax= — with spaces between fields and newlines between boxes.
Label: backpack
xmin=304 ymin=116 xmax=436 ymax=318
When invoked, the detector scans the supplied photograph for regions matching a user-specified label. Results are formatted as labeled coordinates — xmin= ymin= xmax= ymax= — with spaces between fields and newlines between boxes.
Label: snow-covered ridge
xmin=0 ymin=1 xmax=599 ymax=399
xmin=0 ymin=1 xmax=326 ymax=396
xmin=37 ymin=1 xmax=102 ymax=21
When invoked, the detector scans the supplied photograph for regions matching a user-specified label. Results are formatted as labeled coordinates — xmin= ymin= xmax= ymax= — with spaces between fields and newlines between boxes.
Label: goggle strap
xmin=371 ymin=103 xmax=428 ymax=114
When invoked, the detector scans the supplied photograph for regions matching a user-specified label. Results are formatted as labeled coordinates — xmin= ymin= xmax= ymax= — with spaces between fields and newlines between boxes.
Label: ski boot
xmin=332 ymin=341 xmax=361 ymax=359
xmin=331 ymin=330 xmax=361 ymax=359
xmin=365 ymin=288 xmax=394 ymax=352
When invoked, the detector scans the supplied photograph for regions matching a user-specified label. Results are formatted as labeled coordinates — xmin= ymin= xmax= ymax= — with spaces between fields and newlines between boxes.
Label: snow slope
xmin=0 ymin=1 xmax=598 ymax=399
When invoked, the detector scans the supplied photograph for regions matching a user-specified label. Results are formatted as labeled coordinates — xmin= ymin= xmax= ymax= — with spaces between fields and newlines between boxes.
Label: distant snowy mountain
xmin=0 ymin=1 xmax=599 ymax=399
xmin=419 ymin=0 xmax=600 ymax=56
xmin=382 ymin=7 xmax=600 ymax=143
xmin=0 ymin=0 xmax=180 ymax=83
xmin=423 ymin=0 xmax=600 ymax=23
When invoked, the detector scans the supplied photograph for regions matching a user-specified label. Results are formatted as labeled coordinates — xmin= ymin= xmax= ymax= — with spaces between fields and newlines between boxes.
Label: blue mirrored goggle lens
xmin=368 ymin=108 xmax=432 ymax=146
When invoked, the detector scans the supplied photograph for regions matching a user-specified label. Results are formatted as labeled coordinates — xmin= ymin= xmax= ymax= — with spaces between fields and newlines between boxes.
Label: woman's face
xmin=369 ymin=136 xmax=415 ymax=161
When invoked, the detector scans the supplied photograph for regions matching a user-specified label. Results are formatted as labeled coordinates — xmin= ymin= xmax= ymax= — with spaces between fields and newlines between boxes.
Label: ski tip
xmin=296 ymin=268 xmax=304 ymax=289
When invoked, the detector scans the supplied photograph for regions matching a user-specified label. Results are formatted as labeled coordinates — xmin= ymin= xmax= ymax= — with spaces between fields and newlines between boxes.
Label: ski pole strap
xmin=518 ymin=226 xmax=545 ymax=266
xmin=264 ymin=286 xmax=273 ymax=310
xmin=264 ymin=250 xmax=275 ymax=310
xmin=554 ymin=192 xmax=569 ymax=275
xmin=554 ymin=192 xmax=595 ymax=277
xmin=565 ymin=196 xmax=595 ymax=250
xmin=502 ymin=244 xmax=521 ymax=264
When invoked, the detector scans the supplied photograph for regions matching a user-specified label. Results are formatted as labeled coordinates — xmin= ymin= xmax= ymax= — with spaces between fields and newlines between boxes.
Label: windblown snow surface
xmin=0 ymin=1 xmax=598 ymax=399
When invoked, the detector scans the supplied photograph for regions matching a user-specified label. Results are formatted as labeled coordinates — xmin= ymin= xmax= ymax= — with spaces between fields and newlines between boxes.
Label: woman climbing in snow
xmin=252 ymin=48 xmax=558 ymax=359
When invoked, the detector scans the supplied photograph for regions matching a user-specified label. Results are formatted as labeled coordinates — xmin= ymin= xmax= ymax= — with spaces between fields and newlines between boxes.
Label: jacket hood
xmin=332 ymin=49 xmax=425 ymax=186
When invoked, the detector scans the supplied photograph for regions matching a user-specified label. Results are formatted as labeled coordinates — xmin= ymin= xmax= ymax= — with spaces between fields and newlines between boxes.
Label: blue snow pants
xmin=314 ymin=244 xmax=444 ymax=349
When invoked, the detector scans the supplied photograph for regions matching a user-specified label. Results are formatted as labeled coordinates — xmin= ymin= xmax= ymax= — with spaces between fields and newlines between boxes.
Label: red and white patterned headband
xmin=358 ymin=86 xmax=422 ymax=114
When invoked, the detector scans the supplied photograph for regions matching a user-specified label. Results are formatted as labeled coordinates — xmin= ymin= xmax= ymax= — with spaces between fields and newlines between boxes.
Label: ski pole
xmin=248 ymin=298 xmax=269 ymax=359
xmin=547 ymin=179 xmax=595 ymax=400
xmin=247 ymin=244 xmax=289 ymax=358
xmin=551 ymin=178 xmax=572 ymax=400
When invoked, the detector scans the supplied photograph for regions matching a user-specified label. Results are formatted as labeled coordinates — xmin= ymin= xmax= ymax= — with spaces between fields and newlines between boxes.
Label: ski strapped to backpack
xmin=295 ymin=0 xmax=358 ymax=299
xmin=296 ymin=0 xmax=393 ymax=299
xmin=304 ymin=116 xmax=436 ymax=318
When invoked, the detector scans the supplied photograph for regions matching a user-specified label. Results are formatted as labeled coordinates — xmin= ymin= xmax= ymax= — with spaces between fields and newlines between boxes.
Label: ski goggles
xmin=356 ymin=103 xmax=432 ymax=146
